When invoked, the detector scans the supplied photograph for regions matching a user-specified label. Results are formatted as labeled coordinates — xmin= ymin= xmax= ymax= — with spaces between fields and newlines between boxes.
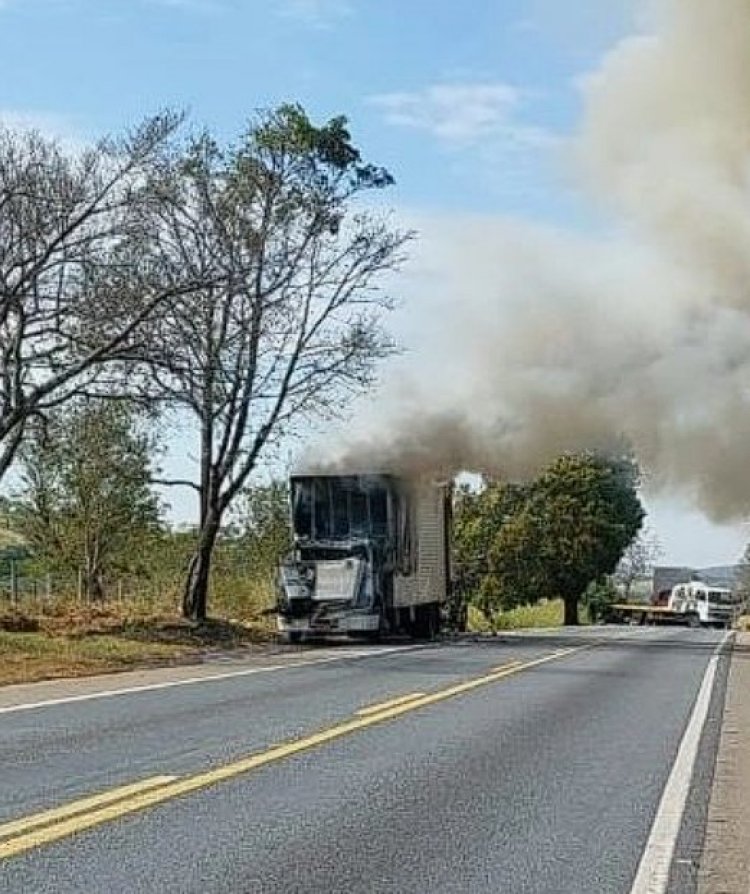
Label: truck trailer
xmin=276 ymin=473 xmax=451 ymax=642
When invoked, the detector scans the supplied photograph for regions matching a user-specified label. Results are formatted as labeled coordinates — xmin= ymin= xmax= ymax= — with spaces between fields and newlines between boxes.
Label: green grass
xmin=468 ymin=599 xmax=567 ymax=632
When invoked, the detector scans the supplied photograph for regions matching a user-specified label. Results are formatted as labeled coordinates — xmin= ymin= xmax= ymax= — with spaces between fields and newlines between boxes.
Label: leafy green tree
xmin=490 ymin=454 xmax=644 ymax=625
xmin=453 ymin=478 xmax=529 ymax=626
xmin=584 ymin=577 xmax=619 ymax=623
xmin=231 ymin=480 xmax=291 ymax=579
xmin=455 ymin=454 xmax=645 ymax=627
xmin=17 ymin=400 xmax=162 ymax=600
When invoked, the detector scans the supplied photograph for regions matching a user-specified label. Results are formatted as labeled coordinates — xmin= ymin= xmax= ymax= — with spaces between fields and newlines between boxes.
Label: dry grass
xmin=0 ymin=631 xmax=194 ymax=686
xmin=210 ymin=573 xmax=277 ymax=625
xmin=0 ymin=584 xmax=278 ymax=686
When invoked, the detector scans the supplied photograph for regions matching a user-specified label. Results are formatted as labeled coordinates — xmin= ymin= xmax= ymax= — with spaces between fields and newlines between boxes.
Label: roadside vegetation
xmin=466 ymin=600 xmax=566 ymax=633
xmin=0 ymin=613 xmax=271 ymax=687
xmin=0 ymin=479 xmax=290 ymax=684
xmin=454 ymin=454 xmax=645 ymax=629
xmin=0 ymin=629 xmax=191 ymax=687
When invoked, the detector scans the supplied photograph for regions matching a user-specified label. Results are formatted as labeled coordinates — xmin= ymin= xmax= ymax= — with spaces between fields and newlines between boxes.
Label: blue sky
xmin=0 ymin=0 xmax=631 ymax=217
xmin=2 ymin=0 xmax=746 ymax=566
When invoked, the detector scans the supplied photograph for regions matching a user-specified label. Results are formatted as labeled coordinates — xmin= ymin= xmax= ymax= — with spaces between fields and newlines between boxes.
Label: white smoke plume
xmin=313 ymin=0 xmax=750 ymax=522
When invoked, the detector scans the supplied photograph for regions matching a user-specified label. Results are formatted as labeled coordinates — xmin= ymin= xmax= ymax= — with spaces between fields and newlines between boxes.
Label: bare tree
xmin=139 ymin=105 xmax=411 ymax=620
xmin=0 ymin=113 xmax=200 ymax=481
xmin=615 ymin=525 xmax=663 ymax=600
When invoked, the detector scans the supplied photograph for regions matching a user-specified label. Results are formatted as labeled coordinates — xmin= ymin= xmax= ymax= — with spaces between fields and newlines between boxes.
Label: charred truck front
xmin=276 ymin=474 xmax=451 ymax=642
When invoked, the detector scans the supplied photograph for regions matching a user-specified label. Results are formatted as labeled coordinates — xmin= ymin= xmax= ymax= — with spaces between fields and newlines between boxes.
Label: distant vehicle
xmin=276 ymin=474 xmax=451 ymax=643
xmin=609 ymin=581 xmax=744 ymax=628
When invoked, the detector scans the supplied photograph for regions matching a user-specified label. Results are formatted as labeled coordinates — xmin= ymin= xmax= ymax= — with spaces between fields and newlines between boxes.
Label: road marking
xmin=0 ymin=776 xmax=177 ymax=842
xmin=0 ymin=645 xmax=584 ymax=860
xmin=356 ymin=692 xmax=426 ymax=716
xmin=0 ymin=645 xmax=422 ymax=716
xmin=490 ymin=660 xmax=522 ymax=674
xmin=629 ymin=631 xmax=733 ymax=894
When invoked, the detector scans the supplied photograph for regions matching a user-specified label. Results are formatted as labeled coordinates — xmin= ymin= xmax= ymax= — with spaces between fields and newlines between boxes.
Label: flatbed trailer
xmin=607 ymin=603 xmax=682 ymax=626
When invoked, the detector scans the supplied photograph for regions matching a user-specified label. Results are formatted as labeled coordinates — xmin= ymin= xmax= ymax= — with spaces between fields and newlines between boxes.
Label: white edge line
xmin=629 ymin=630 xmax=733 ymax=894
xmin=0 ymin=645 xmax=424 ymax=716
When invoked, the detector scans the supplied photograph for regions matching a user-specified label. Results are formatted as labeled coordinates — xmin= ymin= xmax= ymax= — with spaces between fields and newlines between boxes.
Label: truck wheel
xmin=430 ymin=604 xmax=441 ymax=638
xmin=285 ymin=631 xmax=303 ymax=645
xmin=412 ymin=604 xmax=439 ymax=641
xmin=411 ymin=606 xmax=427 ymax=640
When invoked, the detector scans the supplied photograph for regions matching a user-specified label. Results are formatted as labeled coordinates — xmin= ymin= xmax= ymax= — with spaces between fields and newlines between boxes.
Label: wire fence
xmin=0 ymin=566 xmax=276 ymax=624
xmin=0 ymin=571 xmax=181 ymax=610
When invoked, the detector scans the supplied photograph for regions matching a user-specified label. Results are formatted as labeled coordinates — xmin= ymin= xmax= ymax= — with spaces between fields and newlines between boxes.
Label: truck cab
xmin=669 ymin=582 xmax=742 ymax=628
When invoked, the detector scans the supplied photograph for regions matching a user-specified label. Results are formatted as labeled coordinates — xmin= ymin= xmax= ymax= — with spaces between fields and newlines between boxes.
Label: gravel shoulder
xmin=698 ymin=631 xmax=750 ymax=894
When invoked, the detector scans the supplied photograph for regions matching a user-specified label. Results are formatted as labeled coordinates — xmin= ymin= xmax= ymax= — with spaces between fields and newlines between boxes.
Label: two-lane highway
xmin=0 ymin=627 xmax=731 ymax=893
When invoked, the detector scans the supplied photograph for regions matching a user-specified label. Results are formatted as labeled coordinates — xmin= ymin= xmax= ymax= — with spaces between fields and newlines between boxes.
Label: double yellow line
xmin=0 ymin=645 xmax=583 ymax=860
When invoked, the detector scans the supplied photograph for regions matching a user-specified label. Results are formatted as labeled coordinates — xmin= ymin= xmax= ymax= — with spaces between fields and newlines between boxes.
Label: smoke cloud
xmin=313 ymin=0 xmax=750 ymax=522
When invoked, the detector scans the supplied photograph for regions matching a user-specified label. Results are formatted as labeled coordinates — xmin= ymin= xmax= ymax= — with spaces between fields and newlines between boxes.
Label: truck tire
xmin=412 ymin=604 xmax=439 ymax=641
xmin=285 ymin=631 xmax=303 ymax=645
xmin=411 ymin=605 xmax=427 ymax=640
xmin=430 ymin=603 xmax=441 ymax=638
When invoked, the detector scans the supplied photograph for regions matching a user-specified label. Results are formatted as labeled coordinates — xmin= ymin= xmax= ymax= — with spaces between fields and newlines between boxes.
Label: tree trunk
xmin=182 ymin=516 xmax=220 ymax=621
xmin=563 ymin=594 xmax=580 ymax=626
xmin=87 ymin=571 xmax=105 ymax=602
xmin=84 ymin=540 xmax=105 ymax=602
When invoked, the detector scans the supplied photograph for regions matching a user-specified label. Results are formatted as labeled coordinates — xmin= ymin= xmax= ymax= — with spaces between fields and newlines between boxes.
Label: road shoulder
xmin=698 ymin=632 xmax=750 ymax=894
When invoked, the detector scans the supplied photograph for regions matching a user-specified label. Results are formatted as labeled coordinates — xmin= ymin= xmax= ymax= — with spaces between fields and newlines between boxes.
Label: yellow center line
xmin=0 ymin=645 xmax=585 ymax=861
xmin=356 ymin=692 xmax=427 ymax=717
xmin=489 ymin=660 xmax=523 ymax=674
xmin=0 ymin=776 xmax=177 ymax=842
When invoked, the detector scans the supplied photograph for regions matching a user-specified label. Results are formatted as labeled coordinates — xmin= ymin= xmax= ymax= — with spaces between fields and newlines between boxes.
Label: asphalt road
xmin=0 ymin=626 xmax=730 ymax=894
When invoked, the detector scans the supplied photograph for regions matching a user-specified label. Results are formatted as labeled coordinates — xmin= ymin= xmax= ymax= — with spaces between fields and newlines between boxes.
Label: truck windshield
xmin=292 ymin=476 xmax=392 ymax=542
xmin=292 ymin=481 xmax=313 ymax=539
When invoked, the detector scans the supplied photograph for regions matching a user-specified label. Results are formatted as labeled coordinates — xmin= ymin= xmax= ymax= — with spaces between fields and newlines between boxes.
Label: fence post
xmin=9 ymin=559 xmax=17 ymax=605
xmin=77 ymin=569 xmax=83 ymax=603
xmin=46 ymin=574 xmax=52 ymax=601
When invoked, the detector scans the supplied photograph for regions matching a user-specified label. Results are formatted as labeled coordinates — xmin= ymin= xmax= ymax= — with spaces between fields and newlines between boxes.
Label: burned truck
xmin=276 ymin=474 xmax=451 ymax=642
